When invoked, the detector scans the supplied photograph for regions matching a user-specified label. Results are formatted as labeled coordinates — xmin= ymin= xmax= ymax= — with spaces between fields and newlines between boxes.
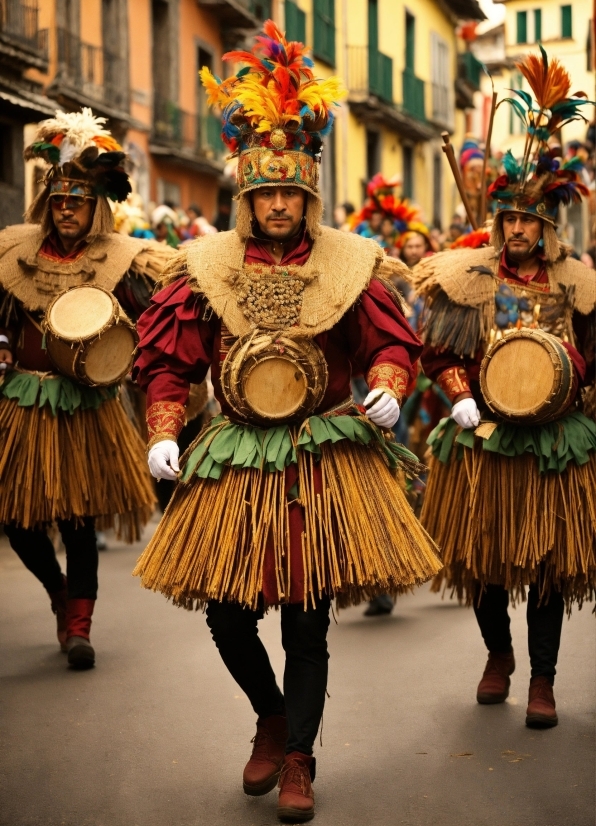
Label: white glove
xmin=364 ymin=390 xmax=401 ymax=428
xmin=148 ymin=439 xmax=180 ymax=481
xmin=451 ymin=397 xmax=480 ymax=429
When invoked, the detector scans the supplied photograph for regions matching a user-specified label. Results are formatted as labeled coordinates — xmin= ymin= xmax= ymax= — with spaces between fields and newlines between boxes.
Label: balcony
xmin=402 ymin=69 xmax=426 ymax=122
xmin=196 ymin=0 xmax=262 ymax=29
xmin=49 ymin=28 xmax=129 ymax=118
xmin=151 ymin=97 xmax=227 ymax=176
xmin=0 ymin=0 xmax=48 ymax=71
xmin=456 ymin=50 xmax=484 ymax=109
xmin=346 ymin=46 xmax=435 ymax=141
xmin=430 ymin=83 xmax=453 ymax=130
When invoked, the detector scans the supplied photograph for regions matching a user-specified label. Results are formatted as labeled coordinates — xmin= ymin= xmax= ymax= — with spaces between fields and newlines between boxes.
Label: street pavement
xmin=0 ymin=520 xmax=594 ymax=826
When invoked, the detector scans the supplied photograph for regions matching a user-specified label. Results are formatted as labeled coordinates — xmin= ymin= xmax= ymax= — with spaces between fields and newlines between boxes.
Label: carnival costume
xmin=132 ymin=22 xmax=440 ymax=821
xmin=0 ymin=109 xmax=166 ymax=667
xmin=350 ymin=173 xmax=424 ymax=252
xmin=414 ymin=49 xmax=595 ymax=726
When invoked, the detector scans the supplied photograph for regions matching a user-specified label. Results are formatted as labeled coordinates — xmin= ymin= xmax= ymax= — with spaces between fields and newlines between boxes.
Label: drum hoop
xmin=480 ymin=328 xmax=574 ymax=424
xmin=44 ymin=285 xmax=127 ymax=343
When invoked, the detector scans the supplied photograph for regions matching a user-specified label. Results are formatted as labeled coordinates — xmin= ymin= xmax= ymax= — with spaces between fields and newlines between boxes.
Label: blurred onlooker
xmin=151 ymin=204 xmax=180 ymax=248
xmin=399 ymin=231 xmax=432 ymax=268
xmin=581 ymin=245 xmax=596 ymax=269
xmin=379 ymin=216 xmax=398 ymax=254
xmin=333 ymin=202 xmax=355 ymax=231
xmin=186 ymin=204 xmax=217 ymax=237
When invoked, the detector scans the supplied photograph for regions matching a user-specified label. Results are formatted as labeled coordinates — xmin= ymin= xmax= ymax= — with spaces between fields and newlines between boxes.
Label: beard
xmin=506 ymin=239 xmax=537 ymax=262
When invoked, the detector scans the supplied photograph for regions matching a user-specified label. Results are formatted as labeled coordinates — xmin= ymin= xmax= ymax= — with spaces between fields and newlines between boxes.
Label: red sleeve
xmin=132 ymin=278 xmax=214 ymax=408
xmin=346 ymin=278 xmax=423 ymax=401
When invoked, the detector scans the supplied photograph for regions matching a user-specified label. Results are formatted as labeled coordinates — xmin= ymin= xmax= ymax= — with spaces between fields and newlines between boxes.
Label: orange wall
xmin=79 ymin=0 xmax=102 ymax=48
xmin=150 ymin=158 xmax=219 ymax=219
xmin=178 ymin=0 xmax=223 ymax=115
xmin=128 ymin=0 xmax=152 ymax=127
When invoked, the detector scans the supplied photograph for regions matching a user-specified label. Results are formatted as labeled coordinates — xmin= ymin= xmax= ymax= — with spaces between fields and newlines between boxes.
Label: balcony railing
xmin=153 ymin=98 xmax=225 ymax=160
xmin=458 ymin=51 xmax=483 ymax=91
xmin=347 ymin=45 xmax=393 ymax=104
xmin=0 ymin=0 xmax=48 ymax=57
xmin=402 ymin=68 xmax=426 ymax=122
xmin=56 ymin=27 xmax=129 ymax=112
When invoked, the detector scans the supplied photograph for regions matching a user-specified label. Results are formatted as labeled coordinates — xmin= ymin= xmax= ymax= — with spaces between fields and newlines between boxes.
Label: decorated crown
xmin=351 ymin=173 xmax=423 ymax=237
xmin=200 ymin=20 xmax=344 ymax=196
xmin=24 ymin=108 xmax=131 ymax=202
xmin=488 ymin=47 xmax=592 ymax=224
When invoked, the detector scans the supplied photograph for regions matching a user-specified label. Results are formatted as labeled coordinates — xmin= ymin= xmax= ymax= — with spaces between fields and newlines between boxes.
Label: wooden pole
xmin=441 ymin=132 xmax=478 ymax=230
xmin=479 ymin=91 xmax=498 ymax=225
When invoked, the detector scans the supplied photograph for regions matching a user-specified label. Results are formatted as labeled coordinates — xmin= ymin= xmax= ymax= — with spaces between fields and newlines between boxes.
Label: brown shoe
xmin=278 ymin=752 xmax=315 ymax=823
xmin=476 ymin=650 xmax=515 ymax=704
xmin=243 ymin=715 xmax=288 ymax=796
xmin=526 ymin=676 xmax=558 ymax=728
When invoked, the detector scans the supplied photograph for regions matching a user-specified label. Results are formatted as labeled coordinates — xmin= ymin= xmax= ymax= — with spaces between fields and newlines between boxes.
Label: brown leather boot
xmin=277 ymin=752 xmax=315 ymax=823
xmin=526 ymin=676 xmax=558 ymax=728
xmin=47 ymin=575 xmax=68 ymax=653
xmin=476 ymin=650 xmax=515 ymax=704
xmin=243 ymin=715 xmax=288 ymax=796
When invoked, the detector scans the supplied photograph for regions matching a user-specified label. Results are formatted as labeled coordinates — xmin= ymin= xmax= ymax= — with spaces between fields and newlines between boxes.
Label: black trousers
xmin=206 ymin=597 xmax=331 ymax=756
xmin=473 ymin=583 xmax=565 ymax=684
xmin=4 ymin=518 xmax=99 ymax=600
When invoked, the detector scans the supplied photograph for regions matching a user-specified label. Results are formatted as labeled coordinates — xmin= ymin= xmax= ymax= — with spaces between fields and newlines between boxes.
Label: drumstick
xmin=441 ymin=132 xmax=479 ymax=231
xmin=480 ymin=92 xmax=498 ymax=225
xmin=364 ymin=389 xmax=385 ymax=410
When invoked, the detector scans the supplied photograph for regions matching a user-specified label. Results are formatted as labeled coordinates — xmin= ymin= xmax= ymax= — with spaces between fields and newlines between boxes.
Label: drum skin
xmin=221 ymin=332 xmax=328 ymax=426
xmin=480 ymin=328 xmax=574 ymax=425
xmin=44 ymin=285 xmax=138 ymax=387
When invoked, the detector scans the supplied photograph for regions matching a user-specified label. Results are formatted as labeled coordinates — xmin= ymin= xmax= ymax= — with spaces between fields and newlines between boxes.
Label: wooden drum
xmin=44 ymin=285 xmax=138 ymax=387
xmin=480 ymin=328 xmax=574 ymax=425
xmin=221 ymin=332 xmax=328 ymax=426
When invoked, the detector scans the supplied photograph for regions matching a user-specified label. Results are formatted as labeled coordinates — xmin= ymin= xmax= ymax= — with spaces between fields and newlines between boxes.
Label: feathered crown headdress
xmin=24 ymin=108 xmax=131 ymax=202
xmin=350 ymin=173 xmax=423 ymax=238
xmin=199 ymin=20 xmax=344 ymax=196
xmin=488 ymin=47 xmax=592 ymax=224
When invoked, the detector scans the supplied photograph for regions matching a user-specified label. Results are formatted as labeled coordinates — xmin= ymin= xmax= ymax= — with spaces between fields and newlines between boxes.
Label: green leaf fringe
xmin=0 ymin=370 xmax=119 ymax=416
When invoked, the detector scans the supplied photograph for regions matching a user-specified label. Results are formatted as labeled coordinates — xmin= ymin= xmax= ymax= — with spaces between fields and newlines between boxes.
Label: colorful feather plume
xmin=450 ymin=229 xmax=491 ymax=249
xmin=349 ymin=173 xmax=426 ymax=240
xmin=200 ymin=20 xmax=345 ymax=156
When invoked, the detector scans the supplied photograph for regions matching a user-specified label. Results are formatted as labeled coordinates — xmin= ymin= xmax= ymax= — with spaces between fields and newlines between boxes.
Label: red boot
xmin=47 ymin=576 xmax=68 ymax=653
xmin=526 ymin=676 xmax=558 ymax=728
xmin=243 ymin=715 xmax=288 ymax=795
xmin=277 ymin=752 xmax=315 ymax=823
xmin=66 ymin=599 xmax=95 ymax=669
xmin=477 ymin=650 xmax=515 ymax=704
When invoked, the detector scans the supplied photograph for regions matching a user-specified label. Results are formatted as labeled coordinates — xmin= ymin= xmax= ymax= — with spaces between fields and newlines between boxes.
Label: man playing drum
xmin=413 ymin=49 xmax=596 ymax=728
xmin=0 ymin=109 xmax=170 ymax=668
xmin=132 ymin=22 xmax=441 ymax=823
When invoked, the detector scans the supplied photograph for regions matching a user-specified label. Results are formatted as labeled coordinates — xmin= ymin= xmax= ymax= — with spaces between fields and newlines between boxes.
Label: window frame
xmin=516 ymin=10 xmax=528 ymax=44
xmin=285 ymin=0 xmax=307 ymax=44
xmin=313 ymin=0 xmax=336 ymax=67
xmin=561 ymin=4 xmax=572 ymax=39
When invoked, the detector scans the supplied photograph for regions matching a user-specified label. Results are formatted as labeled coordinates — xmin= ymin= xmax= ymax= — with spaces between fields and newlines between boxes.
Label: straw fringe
xmin=0 ymin=396 xmax=155 ymax=541
xmin=133 ymin=439 xmax=442 ymax=610
xmin=422 ymin=445 xmax=596 ymax=607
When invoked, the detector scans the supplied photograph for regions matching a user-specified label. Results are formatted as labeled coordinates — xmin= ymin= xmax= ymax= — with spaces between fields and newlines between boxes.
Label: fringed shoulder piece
xmin=0 ymin=225 xmax=174 ymax=312
xmin=184 ymin=226 xmax=383 ymax=338
xmin=552 ymin=255 xmax=596 ymax=316
xmin=411 ymin=246 xmax=498 ymax=306
xmin=128 ymin=240 xmax=176 ymax=288
xmin=158 ymin=247 xmax=192 ymax=289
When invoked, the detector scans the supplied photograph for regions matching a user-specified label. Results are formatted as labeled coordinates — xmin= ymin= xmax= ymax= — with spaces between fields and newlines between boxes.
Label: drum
xmin=480 ymin=328 xmax=574 ymax=425
xmin=220 ymin=332 xmax=328 ymax=426
xmin=44 ymin=285 xmax=138 ymax=387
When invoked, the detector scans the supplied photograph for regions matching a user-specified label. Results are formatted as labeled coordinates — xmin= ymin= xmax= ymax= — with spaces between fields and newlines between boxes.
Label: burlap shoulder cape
xmin=0 ymin=223 xmax=173 ymax=313
xmin=412 ymin=245 xmax=596 ymax=358
xmin=163 ymin=225 xmax=410 ymax=337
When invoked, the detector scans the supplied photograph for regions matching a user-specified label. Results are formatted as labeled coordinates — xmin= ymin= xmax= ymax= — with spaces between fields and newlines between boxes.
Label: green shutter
xmin=516 ymin=11 xmax=527 ymax=44
xmin=561 ymin=5 xmax=572 ymax=38
xmin=534 ymin=9 xmax=542 ymax=42
xmin=313 ymin=0 xmax=335 ymax=66
xmin=368 ymin=0 xmax=378 ymax=52
xmin=285 ymin=1 xmax=306 ymax=43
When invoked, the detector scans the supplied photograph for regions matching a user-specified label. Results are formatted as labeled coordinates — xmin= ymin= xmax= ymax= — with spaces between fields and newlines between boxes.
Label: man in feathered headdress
xmin=412 ymin=48 xmax=595 ymax=729
xmin=131 ymin=22 xmax=440 ymax=822
xmin=0 ymin=109 xmax=172 ymax=669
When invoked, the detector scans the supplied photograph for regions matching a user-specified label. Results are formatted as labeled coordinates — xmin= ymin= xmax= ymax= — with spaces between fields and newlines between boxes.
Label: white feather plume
xmin=36 ymin=107 xmax=111 ymax=154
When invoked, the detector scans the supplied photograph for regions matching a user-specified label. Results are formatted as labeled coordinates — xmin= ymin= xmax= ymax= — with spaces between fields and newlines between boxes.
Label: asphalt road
xmin=0 ymin=521 xmax=594 ymax=826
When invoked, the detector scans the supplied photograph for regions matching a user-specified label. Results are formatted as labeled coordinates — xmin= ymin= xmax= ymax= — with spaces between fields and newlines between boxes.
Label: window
xmin=313 ymin=0 xmax=335 ymax=66
xmin=561 ymin=5 xmax=572 ymax=38
xmin=250 ymin=1 xmax=272 ymax=21
xmin=516 ymin=11 xmax=527 ymax=44
xmin=588 ymin=21 xmax=593 ymax=71
xmin=0 ymin=124 xmax=14 ymax=185
xmin=509 ymin=71 xmax=524 ymax=135
xmin=431 ymin=32 xmax=451 ymax=126
xmin=285 ymin=1 xmax=306 ymax=43
xmin=534 ymin=9 xmax=542 ymax=42
xmin=405 ymin=11 xmax=415 ymax=71
xmin=366 ymin=129 xmax=380 ymax=183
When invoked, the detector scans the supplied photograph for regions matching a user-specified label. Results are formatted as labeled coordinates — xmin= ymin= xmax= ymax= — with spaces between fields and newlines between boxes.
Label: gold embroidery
xmin=147 ymin=401 xmax=186 ymax=450
xmin=366 ymin=363 xmax=409 ymax=403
